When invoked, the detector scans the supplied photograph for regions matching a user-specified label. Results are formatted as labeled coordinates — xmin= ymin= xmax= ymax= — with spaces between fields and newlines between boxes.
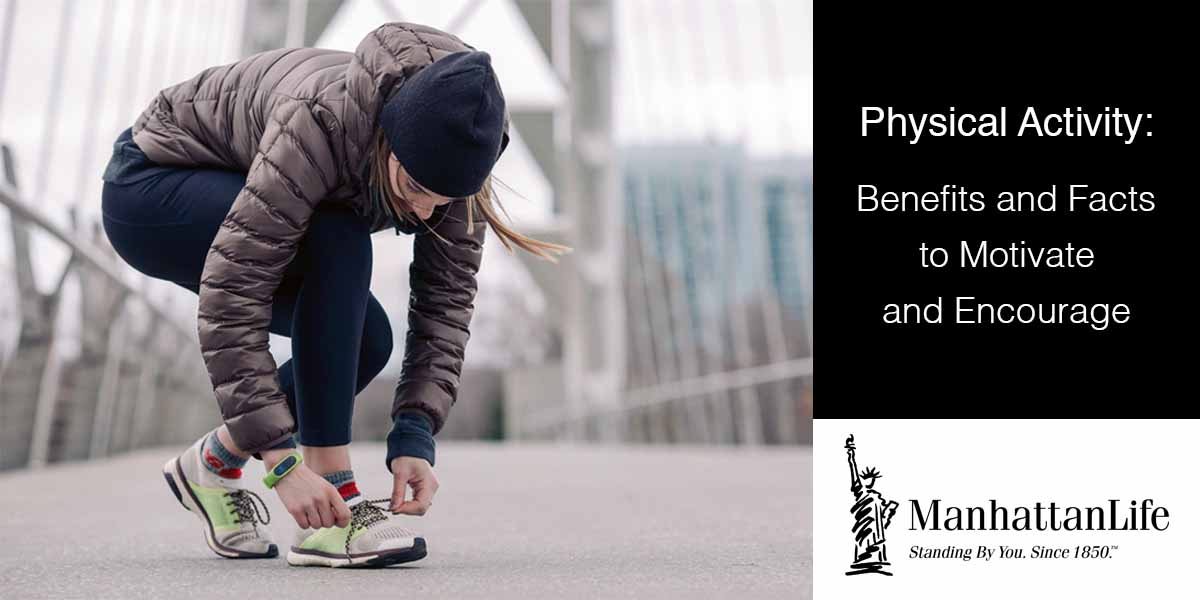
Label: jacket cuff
xmin=386 ymin=409 xmax=437 ymax=469
xmin=392 ymin=380 xmax=452 ymax=435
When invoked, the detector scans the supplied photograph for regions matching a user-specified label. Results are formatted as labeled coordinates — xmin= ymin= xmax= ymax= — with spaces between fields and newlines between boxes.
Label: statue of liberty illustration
xmin=845 ymin=435 xmax=899 ymax=576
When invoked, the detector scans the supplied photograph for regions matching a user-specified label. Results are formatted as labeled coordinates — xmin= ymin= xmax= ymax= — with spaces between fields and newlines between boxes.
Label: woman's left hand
xmin=390 ymin=456 xmax=439 ymax=515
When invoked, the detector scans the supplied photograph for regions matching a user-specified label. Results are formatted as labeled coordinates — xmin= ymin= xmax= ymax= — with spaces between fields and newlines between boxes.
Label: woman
xmin=100 ymin=22 xmax=564 ymax=568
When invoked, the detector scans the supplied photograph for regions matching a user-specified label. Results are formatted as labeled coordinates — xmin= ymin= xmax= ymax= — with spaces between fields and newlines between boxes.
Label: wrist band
xmin=262 ymin=451 xmax=304 ymax=489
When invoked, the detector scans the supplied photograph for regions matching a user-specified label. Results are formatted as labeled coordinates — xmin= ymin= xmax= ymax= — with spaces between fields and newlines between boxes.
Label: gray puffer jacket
xmin=130 ymin=22 xmax=508 ymax=453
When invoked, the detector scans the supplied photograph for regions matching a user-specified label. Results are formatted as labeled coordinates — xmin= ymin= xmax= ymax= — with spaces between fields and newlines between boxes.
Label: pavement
xmin=0 ymin=441 xmax=811 ymax=599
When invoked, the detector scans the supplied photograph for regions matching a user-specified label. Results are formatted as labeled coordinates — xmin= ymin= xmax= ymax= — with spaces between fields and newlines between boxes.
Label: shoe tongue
xmin=346 ymin=495 xmax=368 ymax=508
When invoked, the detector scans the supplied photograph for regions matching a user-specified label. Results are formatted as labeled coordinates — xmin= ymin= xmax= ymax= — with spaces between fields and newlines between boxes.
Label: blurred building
xmin=609 ymin=144 xmax=811 ymax=443
xmin=763 ymin=160 xmax=812 ymax=326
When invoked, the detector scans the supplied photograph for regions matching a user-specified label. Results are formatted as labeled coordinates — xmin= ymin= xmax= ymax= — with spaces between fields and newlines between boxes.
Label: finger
xmin=390 ymin=465 xmax=411 ymax=512
xmin=394 ymin=500 xmax=427 ymax=515
xmin=304 ymin=504 xmax=322 ymax=530
xmin=396 ymin=480 xmax=434 ymax=516
xmin=331 ymin=491 xmax=352 ymax=528
xmin=316 ymin=498 xmax=336 ymax=529
xmin=413 ymin=479 xmax=434 ymax=511
xmin=292 ymin=507 xmax=311 ymax=530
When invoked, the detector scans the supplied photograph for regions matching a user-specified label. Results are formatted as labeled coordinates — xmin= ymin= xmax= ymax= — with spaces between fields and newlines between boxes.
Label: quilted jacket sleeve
xmin=198 ymin=99 xmax=338 ymax=454
xmin=391 ymin=198 xmax=488 ymax=434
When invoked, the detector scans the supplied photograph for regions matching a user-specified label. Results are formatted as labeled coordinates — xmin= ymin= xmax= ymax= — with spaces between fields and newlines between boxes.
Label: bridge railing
xmin=0 ymin=144 xmax=216 ymax=470
xmin=0 ymin=0 xmax=250 ymax=471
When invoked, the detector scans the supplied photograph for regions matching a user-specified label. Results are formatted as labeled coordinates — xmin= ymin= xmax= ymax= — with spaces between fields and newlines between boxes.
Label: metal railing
xmin=0 ymin=144 xmax=215 ymax=470
xmin=0 ymin=0 xmax=252 ymax=470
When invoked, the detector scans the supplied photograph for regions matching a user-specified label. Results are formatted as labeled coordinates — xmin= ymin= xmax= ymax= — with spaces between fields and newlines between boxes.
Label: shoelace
xmin=226 ymin=489 xmax=271 ymax=527
xmin=346 ymin=498 xmax=392 ymax=556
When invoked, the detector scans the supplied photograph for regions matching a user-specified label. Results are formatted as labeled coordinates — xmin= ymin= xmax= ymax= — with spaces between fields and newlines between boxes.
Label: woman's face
xmin=386 ymin=153 xmax=452 ymax=220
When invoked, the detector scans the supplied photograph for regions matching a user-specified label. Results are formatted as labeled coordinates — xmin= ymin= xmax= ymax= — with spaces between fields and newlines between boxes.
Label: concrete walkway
xmin=0 ymin=442 xmax=811 ymax=599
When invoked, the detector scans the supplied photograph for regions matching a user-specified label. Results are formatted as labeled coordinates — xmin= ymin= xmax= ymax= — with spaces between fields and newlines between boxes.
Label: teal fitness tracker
xmin=262 ymin=451 xmax=304 ymax=489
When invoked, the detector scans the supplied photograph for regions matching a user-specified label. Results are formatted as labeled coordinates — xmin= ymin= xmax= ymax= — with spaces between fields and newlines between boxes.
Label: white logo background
xmin=814 ymin=420 xmax=1191 ymax=599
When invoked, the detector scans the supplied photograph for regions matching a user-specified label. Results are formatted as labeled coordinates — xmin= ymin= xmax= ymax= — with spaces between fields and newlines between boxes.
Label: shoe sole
xmin=162 ymin=456 xmax=278 ymax=559
xmin=286 ymin=537 xmax=427 ymax=568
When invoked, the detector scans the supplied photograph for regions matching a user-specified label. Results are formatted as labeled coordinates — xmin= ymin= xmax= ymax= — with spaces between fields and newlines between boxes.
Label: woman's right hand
xmin=261 ymin=449 xmax=351 ymax=529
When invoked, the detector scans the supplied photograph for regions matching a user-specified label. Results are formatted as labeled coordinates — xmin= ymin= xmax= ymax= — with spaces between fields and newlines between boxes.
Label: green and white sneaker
xmin=161 ymin=434 xmax=278 ymax=558
xmin=287 ymin=498 xmax=427 ymax=568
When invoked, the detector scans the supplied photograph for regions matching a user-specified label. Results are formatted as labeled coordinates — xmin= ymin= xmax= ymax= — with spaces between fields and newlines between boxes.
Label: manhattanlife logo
xmin=842 ymin=434 xmax=1171 ymax=575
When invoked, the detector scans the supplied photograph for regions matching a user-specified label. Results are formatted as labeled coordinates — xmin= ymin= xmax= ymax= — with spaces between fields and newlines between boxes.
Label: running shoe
xmin=287 ymin=498 xmax=426 ymax=568
xmin=161 ymin=433 xmax=278 ymax=558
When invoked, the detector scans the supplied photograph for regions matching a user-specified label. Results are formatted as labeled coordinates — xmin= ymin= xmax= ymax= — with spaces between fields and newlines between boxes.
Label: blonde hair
xmin=368 ymin=129 xmax=570 ymax=262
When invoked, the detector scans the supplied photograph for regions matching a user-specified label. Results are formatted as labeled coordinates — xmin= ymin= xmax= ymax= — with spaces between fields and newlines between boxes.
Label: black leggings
xmin=100 ymin=139 xmax=392 ymax=448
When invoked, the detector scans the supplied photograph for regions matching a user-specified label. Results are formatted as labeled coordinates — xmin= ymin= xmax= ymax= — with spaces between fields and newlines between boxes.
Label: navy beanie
xmin=379 ymin=51 xmax=507 ymax=198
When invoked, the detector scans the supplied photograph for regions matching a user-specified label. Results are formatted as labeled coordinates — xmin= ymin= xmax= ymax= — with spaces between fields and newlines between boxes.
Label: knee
xmin=360 ymin=301 xmax=394 ymax=377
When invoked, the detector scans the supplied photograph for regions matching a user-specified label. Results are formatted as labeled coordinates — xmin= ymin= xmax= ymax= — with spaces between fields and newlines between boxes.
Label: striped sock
xmin=202 ymin=431 xmax=247 ymax=479
xmin=323 ymin=470 xmax=361 ymax=501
